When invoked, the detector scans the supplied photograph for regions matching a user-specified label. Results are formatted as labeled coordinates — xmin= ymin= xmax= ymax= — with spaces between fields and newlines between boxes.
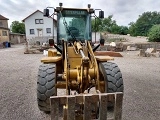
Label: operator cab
xmin=58 ymin=9 xmax=91 ymax=42
xmin=44 ymin=3 xmax=104 ymax=44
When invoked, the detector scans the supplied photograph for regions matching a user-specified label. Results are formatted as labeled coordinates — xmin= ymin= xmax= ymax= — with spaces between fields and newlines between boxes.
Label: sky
xmin=0 ymin=0 xmax=160 ymax=27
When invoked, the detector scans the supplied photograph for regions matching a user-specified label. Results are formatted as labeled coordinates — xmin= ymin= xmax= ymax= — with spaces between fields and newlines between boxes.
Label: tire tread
xmin=37 ymin=64 xmax=56 ymax=112
xmin=100 ymin=62 xmax=124 ymax=93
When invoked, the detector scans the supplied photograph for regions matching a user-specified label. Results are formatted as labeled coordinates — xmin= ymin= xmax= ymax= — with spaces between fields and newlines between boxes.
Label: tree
xmin=92 ymin=15 xmax=117 ymax=32
xmin=110 ymin=25 xmax=121 ymax=34
xmin=129 ymin=11 xmax=160 ymax=36
xmin=10 ymin=21 xmax=25 ymax=34
xmin=102 ymin=15 xmax=117 ymax=32
xmin=148 ymin=25 xmax=160 ymax=42
xmin=91 ymin=15 xmax=129 ymax=35
xmin=91 ymin=18 xmax=102 ymax=32
xmin=128 ymin=22 xmax=136 ymax=36
xmin=119 ymin=26 xmax=129 ymax=35
xmin=111 ymin=25 xmax=129 ymax=35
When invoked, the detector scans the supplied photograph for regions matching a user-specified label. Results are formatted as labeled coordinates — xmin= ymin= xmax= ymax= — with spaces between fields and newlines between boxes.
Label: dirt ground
xmin=0 ymin=44 xmax=160 ymax=120
xmin=106 ymin=34 xmax=148 ymax=43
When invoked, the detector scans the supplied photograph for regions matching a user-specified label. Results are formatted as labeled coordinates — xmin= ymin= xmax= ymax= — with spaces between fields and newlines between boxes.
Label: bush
xmin=148 ymin=25 xmax=160 ymax=42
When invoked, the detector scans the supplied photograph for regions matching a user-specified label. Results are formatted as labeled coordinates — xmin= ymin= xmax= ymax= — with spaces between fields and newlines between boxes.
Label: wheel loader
xmin=37 ymin=3 xmax=124 ymax=120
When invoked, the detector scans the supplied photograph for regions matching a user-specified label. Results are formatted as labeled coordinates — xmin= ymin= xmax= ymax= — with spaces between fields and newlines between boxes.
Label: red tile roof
xmin=0 ymin=14 xmax=9 ymax=20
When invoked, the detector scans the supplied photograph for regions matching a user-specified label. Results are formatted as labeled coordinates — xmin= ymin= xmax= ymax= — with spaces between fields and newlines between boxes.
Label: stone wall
xmin=10 ymin=33 xmax=26 ymax=44
xmin=123 ymin=42 xmax=160 ymax=50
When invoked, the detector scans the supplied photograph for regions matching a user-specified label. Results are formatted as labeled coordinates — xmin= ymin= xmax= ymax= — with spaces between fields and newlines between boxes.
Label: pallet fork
xmin=50 ymin=92 xmax=123 ymax=120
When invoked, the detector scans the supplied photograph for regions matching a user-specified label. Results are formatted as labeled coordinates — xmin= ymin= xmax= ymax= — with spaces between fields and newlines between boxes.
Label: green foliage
xmin=148 ymin=25 xmax=160 ymax=42
xmin=128 ymin=22 xmax=136 ymax=36
xmin=91 ymin=15 xmax=129 ymax=35
xmin=102 ymin=15 xmax=117 ymax=32
xmin=111 ymin=25 xmax=129 ymax=35
xmin=91 ymin=18 xmax=102 ymax=32
xmin=92 ymin=15 xmax=116 ymax=32
xmin=10 ymin=21 xmax=25 ymax=34
xmin=119 ymin=26 xmax=129 ymax=35
xmin=92 ymin=11 xmax=160 ymax=37
xmin=110 ymin=25 xmax=121 ymax=34
xmin=129 ymin=11 xmax=160 ymax=36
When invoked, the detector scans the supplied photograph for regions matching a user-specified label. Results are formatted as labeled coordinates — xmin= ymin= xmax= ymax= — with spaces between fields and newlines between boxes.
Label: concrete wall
xmin=10 ymin=34 xmax=26 ymax=44
xmin=28 ymin=36 xmax=57 ymax=45
xmin=92 ymin=32 xmax=100 ymax=43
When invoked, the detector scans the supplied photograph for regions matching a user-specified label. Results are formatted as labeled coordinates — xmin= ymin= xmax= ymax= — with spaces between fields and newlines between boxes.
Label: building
xmin=0 ymin=14 xmax=10 ymax=43
xmin=10 ymin=33 xmax=26 ymax=44
xmin=22 ymin=10 xmax=57 ymax=45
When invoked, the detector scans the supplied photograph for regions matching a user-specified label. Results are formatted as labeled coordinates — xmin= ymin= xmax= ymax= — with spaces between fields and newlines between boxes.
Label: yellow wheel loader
xmin=37 ymin=3 xmax=123 ymax=120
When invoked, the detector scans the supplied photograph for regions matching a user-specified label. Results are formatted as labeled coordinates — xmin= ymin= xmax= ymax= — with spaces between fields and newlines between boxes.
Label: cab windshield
xmin=58 ymin=10 xmax=91 ymax=41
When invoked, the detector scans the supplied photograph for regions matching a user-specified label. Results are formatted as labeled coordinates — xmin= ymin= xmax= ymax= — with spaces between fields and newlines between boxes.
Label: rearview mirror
xmin=99 ymin=11 xmax=104 ymax=18
xmin=43 ymin=9 xmax=49 ymax=17
xmin=100 ymin=39 xmax=105 ymax=45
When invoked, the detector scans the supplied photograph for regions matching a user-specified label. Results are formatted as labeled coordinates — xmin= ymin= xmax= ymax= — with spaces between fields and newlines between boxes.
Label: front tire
xmin=37 ymin=64 xmax=57 ymax=112
xmin=99 ymin=62 xmax=124 ymax=93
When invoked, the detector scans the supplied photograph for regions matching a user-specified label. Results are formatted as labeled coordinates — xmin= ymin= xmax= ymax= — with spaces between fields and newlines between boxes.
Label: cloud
xmin=0 ymin=0 xmax=160 ymax=27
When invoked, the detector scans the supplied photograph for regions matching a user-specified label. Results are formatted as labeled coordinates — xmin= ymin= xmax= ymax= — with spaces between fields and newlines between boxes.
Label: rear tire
xmin=37 ymin=64 xmax=57 ymax=112
xmin=99 ymin=62 xmax=124 ymax=93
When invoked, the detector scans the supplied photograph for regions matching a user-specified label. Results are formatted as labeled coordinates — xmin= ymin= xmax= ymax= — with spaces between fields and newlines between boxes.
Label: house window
xmin=2 ymin=31 xmax=7 ymax=36
xmin=46 ymin=28 xmax=51 ymax=33
xmin=35 ymin=19 xmax=43 ymax=24
xmin=39 ymin=19 xmax=43 ymax=24
xmin=35 ymin=19 xmax=39 ymax=24
xmin=30 ymin=29 xmax=34 ymax=34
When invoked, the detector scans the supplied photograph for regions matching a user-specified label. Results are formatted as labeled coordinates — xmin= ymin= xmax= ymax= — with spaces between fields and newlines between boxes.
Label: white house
xmin=22 ymin=10 xmax=57 ymax=45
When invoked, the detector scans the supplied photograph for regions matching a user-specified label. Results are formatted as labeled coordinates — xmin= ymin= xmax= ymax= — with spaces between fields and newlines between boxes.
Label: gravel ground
xmin=0 ymin=45 xmax=160 ymax=120
xmin=115 ymin=51 xmax=160 ymax=120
